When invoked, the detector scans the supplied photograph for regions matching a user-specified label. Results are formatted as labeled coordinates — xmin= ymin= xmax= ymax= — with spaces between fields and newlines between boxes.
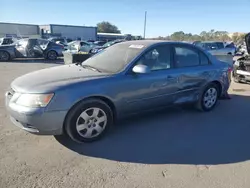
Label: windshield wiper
xmin=81 ymin=64 xmax=102 ymax=72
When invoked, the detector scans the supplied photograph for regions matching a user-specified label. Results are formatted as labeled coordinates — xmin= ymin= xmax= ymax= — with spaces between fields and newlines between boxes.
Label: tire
xmin=196 ymin=83 xmax=219 ymax=112
xmin=46 ymin=50 xmax=57 ymax=60
xmin=64 ymin=99 xmax=113 ymax=143
xmin=0 ymin=51 xmax=10 ymax=61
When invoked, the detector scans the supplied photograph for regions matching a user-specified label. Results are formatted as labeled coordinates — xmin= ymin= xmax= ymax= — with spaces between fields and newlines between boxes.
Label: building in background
xmin=39 ymin=24 xmax=97 ymax=41
xmin=97 ymin=33 xmax=142 ymax=42
xmin=97 ymin=33 xmax=126 ymax=41
xmin=0 ymin=22 xmax=97 ymax=41
xmin=0 ymin=22 xmax=40 ymax=38
xmin=0 ymin=22 xmax=140 ymax=42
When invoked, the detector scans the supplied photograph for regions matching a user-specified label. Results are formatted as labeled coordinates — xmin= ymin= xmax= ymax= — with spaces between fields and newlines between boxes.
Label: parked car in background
xmin=5 ymin=40 xmax=231 ymax=143
xmin=238 ymin=43 xmax=247 ymax=55
xmin=66 ymin=38 xmax=73 ymax=43
xmin=194 ymin=41 xmax=236 ymax=56
xmin=48 ymin=37 xmax=68 ymax=47
xmin=0 ymin=38 xmax=64 ymax=61
xmin=65 ymin=40 xmax=97 ymax=53
xmin=232 ymin=33 xmax=250 ymax=83
xmin=0 ymin=37 xmax=17 ymax=45
xmin=93 ymin=41 xmax=106 ymax=46
xmin=90 ymin=39 xmax=125 ymax=54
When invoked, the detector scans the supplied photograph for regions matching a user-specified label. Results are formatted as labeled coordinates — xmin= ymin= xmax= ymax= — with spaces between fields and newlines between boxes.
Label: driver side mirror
xmin=132 ymin=64 xmax=150 ymax=74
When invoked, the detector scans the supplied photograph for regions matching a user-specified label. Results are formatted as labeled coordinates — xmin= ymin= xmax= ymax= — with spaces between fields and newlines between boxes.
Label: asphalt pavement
xmin=0 ymin=59 xmax=250 ymax=188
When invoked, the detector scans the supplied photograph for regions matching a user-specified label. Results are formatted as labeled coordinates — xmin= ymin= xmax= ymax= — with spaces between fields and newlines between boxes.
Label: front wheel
xmin=64 ymin=99 xmax=113 ymax=143
xmin=0 ymin=51 xmax=10 ymax=61
xmin=196 ymin=83 xmax=219 ymax=112
xmin=46 ymin=50 xmax=57 ymax=60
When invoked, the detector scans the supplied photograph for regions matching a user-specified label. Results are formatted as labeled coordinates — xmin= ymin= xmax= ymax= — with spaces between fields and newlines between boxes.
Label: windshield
xmin=82 ymin=42 xmax=144 ymax=73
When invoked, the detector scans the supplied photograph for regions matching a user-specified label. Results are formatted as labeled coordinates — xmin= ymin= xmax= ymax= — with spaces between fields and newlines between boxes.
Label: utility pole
xmin=143 ymin=11 xmax=147 ymax=39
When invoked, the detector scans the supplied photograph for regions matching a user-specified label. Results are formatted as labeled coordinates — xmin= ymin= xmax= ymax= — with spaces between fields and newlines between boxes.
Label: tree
xmin=97 ymin=21 xmax=121 ymax=33
xmin=150 ymin=30 xmax=245 ymax=43
xmin=231 ymin=32 xmax=246 ymax=44
xmin=170 ymin=31 xmax=185 ymax=41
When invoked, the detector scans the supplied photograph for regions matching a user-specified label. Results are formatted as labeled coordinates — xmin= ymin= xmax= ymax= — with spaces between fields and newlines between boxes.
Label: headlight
xmin=15 ymin=93 xmax=54 ymax=107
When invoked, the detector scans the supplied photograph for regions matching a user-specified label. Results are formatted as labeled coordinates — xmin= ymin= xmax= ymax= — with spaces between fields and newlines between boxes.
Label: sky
xmin=1 ymin=0 xmax=250 ymax=38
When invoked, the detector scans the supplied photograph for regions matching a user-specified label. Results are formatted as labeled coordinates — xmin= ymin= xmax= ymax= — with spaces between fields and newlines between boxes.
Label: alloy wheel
xmin=0 ymin=51 xmax=9 ymax=61
xmin=76 ymin=107 xmax=107 ymax=139
xmin=48 ymin=51 xmax=57 ymax=60
xmin=203 ymin=88 xmax=218 ymax=109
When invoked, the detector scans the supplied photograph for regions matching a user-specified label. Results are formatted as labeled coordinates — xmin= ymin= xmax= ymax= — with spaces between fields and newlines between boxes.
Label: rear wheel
xmin=64 ymin=99 xmax=113 ymax=143
xmin=196 ymin=83 xmax=219 ymax=111
xmin=0 ymin=51 xmax=10 ymax=61
xmin=47 ymin=50 xmax=57 ymax=60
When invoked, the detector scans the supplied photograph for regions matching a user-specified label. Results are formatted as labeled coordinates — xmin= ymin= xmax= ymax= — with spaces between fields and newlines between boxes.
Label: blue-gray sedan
xmin=5 ymin=40 xmax=231 ymax=143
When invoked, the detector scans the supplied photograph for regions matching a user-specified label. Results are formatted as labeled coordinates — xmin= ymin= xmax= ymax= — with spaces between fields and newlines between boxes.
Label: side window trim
xmin=199 ymin=51 xmax=212 ymax=66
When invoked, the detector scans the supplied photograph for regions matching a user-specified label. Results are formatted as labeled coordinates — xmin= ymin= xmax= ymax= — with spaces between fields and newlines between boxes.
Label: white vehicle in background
xmin=238 ymin=42 xmax=248 ymax=55
xmin=194 ymin=41 xmax=236 ymax=56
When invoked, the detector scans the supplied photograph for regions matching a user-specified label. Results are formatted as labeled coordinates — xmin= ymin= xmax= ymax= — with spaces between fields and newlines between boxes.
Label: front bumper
xmin=233 ymin=63 xmax=250 ymax=82
xmin=5 ymin=92 xmax=67 ymax=135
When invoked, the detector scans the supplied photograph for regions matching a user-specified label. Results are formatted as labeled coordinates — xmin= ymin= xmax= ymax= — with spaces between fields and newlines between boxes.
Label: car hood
xmin=11 ymin=64 xmax=110 ymax=93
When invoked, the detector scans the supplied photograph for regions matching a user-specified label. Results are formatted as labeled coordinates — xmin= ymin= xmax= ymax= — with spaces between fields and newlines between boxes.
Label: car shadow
xmin=11 ymin=58 xmax=64 ymax=64
xmin=55 ymin=94 xmax=250 ymax=165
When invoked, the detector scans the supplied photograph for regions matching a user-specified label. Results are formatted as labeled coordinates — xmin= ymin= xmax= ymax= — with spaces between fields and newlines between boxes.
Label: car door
xmin=121 ymin=44 xmax=180 ymax=113
xmin=67 ymin=41 xmax=79 ymax=53
xmin=79 ymin=41 xmax=91 ymax=52
xmin=171 ymin=44 xmax=211 ymax=104
xmin=15 ymin=39 xmax=28 ymax=57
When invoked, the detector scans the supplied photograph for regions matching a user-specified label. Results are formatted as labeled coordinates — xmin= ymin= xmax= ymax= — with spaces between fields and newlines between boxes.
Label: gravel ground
xmin=1 ymin=59 xmax=250 ymax=188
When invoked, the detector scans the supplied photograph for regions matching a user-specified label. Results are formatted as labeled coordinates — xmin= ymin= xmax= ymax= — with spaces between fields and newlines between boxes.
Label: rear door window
xmin=174 ymin=46 xmax=200 ymax=67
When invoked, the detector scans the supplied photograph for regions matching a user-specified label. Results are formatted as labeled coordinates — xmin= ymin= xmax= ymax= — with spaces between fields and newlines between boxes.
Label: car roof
xmin=202 ymin=41 xmax=223 ymax=43
xmin=117 ymin=40 xmax=194 ymax=48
